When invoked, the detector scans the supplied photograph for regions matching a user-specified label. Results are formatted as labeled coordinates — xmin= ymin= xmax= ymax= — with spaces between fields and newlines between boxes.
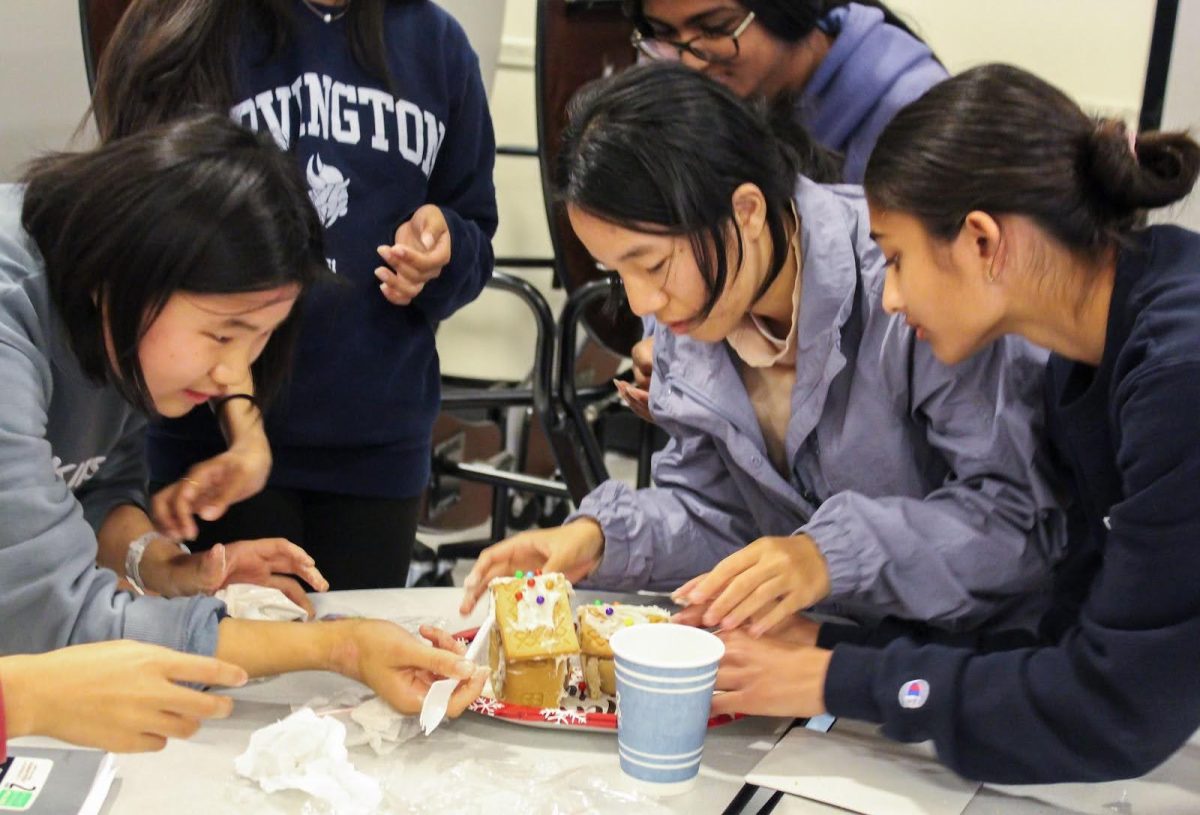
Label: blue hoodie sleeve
xmin=410 ymin=28 xmax=497 ymax=323
xmin=824 ymin=362 xmax=1200 ymax=783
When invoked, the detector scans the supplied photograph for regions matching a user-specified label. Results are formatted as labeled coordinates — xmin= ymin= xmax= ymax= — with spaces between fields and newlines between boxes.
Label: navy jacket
xmin=147 ymin=0 xmax=498 ymax=498
xmin=823 ymin=225 xmax=1200 ymax=782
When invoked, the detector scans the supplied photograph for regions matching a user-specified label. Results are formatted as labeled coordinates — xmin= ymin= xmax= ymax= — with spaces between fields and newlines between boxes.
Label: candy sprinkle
xmin=526 ymin=578 xmax=535 ymax=588
xmin=516 ymin=591 xmax=524 ymax=601
xmin=534 ymin=569 xmax=543 ymax=576
xmin=623 ymin=617 xmax=634 ymax=626
xmin=604 ymin=606 xmax=614 ymax=616
xmin=536 ymin=595 xmax=545 ymax=605
xmin=593 ymin=599 xmax=602 ymax=606
xmin=515 ymin=569 xmax=524 ymax=579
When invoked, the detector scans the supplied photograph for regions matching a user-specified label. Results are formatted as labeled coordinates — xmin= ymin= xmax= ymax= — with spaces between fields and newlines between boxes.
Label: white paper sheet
xmin=746 ymin=720 xmax=980 ymax=815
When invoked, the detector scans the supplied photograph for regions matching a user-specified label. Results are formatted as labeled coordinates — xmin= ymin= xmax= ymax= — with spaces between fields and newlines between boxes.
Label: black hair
xmin=557 ymin=62 xmax=831 ymax=318
xmin=624 ymin=0 xmax=926 ymax=50
xmin=864 ymin=63 xmax=1200 ymax=258
xmin=91 ymin=0 xmax=399 ymax=142
xmin=22 ymin=113 xmax=328 ymax=414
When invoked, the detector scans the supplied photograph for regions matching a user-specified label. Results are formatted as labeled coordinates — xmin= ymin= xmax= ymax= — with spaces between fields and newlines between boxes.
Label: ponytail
xmin=864 ymin=63 xmax=1200 ymax=256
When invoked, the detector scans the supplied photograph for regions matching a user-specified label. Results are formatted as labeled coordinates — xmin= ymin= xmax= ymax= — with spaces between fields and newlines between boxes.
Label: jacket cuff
xmin=802 ymin=511 xmax=863 ymax=598
xmin=824 ymin=644 xmax=884 ymax=723
xmin=568 ymin=481 xmax=640 ymax=590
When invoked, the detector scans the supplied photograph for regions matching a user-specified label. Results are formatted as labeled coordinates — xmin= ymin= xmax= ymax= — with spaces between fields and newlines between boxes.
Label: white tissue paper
xmin=234 ymin=708 xmax=382 ymax=814
xmin=349 ymin=696 xmax=422 ymax=755
xmin=216 ymin=583 xmax=308 ymax=621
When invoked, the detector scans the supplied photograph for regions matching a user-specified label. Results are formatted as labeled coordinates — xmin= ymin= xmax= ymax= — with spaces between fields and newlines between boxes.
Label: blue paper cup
xmin=610 ymin=623 xmax=725 ymax=796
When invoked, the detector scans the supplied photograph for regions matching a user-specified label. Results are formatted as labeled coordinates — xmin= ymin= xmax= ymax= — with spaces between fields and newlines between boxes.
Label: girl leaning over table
xmin=0 ymin=114 xmax=485 ymax=755
xmin=90 ymin=0 xmax=498 ymax=590
xmin=462 ymin=63 xmax=1065 ymax=646
xmin=688 ymin=64 xmax=1200 ymax=784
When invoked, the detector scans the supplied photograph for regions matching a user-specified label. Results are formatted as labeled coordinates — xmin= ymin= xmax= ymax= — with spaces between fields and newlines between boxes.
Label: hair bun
xmin=1084 ymin=118 xmax=1200 ymax=213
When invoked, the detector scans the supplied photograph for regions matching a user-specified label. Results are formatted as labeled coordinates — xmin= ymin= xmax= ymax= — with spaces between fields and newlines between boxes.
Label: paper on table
xmin=215 ymin=584 xmax=308 ymax=621
xmin=234 ymin=708 xmax=382 ymax=815
xmin=746 ymin=720 xmax=980 ymax=815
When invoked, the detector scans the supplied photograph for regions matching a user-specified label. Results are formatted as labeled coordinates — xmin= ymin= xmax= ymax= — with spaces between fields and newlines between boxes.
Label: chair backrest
xmin=535 ymin=0 xmax=642 ymax=357
xmin=79 ymin=0 xmax=132 ymax=89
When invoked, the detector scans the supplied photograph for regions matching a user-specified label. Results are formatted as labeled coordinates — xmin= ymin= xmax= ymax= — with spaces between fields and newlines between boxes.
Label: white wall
xmin=0 ymin=0 xmax=92 ymax=182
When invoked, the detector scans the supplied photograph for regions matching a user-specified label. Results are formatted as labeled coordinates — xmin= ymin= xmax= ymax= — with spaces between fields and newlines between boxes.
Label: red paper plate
xmin=454 ymin=627 xmax=740 ymax=733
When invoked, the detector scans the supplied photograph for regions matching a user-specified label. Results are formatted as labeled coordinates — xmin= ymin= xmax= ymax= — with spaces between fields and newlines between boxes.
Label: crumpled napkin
xmin=234 ymin=708 xmax=382 ymax=814
xmin=295 ymin=691 xmax=423 ymax=756
xmin=216 ymin=584 xmax=308 ymax=621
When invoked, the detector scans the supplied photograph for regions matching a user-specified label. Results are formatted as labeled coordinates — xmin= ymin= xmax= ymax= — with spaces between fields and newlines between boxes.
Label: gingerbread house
xmin=488 ymin=571 xmax=579 ymax=708
xmin=576 ymin=602 xmax=671 ymax=699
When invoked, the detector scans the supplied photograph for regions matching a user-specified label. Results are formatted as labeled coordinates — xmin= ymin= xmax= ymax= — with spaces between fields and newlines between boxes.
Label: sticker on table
xmin=0 ymin=755 xmax=52 ymax=811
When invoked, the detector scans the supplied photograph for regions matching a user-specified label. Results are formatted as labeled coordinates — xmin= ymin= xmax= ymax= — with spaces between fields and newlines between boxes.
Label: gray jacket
xmin=0 ymin=185 xmax=222 ymax=655
xmin=576 ymin=179 xmax=1065 ymax=630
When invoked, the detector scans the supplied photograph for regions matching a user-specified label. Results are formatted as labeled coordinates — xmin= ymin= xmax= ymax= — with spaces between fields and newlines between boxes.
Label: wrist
xmin=130 ymin=533 xmax=191 ymax=596
xmin=0 ymin=656 xmax=40 ymax=739
xmin=572 ymin=517 xmax=606 ymax=558
xmin=325 ymin=620 xmax=365 ymax=678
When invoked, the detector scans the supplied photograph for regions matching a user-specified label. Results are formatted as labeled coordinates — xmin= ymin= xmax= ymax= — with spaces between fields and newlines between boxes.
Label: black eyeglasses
xmin=630 ymin=11 xmax=756 ymax=65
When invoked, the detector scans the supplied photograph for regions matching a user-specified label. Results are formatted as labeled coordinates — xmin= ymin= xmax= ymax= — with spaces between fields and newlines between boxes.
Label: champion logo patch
xmin=898 ymin=679 xmax=930 ymax=709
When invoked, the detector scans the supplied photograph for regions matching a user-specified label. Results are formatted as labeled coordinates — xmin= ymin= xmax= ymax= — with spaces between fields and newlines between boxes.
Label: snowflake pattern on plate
xmin=540 ymin=708 xmax=589 ymax=726
xmin=468 ymin=698 xmax=504 ymax=717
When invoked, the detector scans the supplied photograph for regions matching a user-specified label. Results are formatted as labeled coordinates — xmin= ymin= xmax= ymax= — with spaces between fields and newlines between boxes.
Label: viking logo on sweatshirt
xmin=306 ymin=153 xmax=350 ymax=228
xmin=52 ymin=455 xmax=106 ymax=491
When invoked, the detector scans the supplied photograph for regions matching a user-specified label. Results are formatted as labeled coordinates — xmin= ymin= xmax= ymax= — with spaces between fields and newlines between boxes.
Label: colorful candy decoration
xmin=604 ymin=606 xmax=614 ymax=616
xmin=536 ymin=595 xmax=545 ymax=605
xmin=515 ymin=591 xmax=524 ymax=601
xmin=515 ymin=570 xmax=524 ymax=579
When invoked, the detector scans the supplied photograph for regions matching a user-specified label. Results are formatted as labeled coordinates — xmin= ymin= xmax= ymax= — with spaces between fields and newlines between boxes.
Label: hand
xmin=631 ymin=336 xmax=654 ymax=389
xmin=710 ymin=629 xmax=831 ymax=718
xmin=672 ymin=534 xmax=831 ymax=637
xmin=673 ymin=604 xmax=821 ymax=647
xmin=331 ymin=620 xmax=487 ymax=716
xmin=459 ymin=519 xmax=605 ymax=615
xmin=613 ymin=379 xmax=653 ymax=423
xmin=151 ymin=444 xmax=272 ymax=542
xmin=0 ymin=641 xmax=247 ymax=752
xmin=375 ymin=204 xmax=452 ymax=305
xmin=149 ymin=538 xmax=328 ymax=617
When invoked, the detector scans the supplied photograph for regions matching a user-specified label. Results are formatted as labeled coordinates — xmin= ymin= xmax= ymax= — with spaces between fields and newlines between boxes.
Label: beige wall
xmin=0 ymin=0 xmax=92 ymax=182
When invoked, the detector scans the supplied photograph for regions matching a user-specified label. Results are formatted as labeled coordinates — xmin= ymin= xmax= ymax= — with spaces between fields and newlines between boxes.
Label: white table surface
xmin=45 ymin=587 xmax=790 ymax=815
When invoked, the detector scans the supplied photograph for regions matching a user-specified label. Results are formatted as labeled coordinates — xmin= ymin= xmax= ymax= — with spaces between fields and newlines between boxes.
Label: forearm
xmin=214 ymin=618 xmax=347 ymax=679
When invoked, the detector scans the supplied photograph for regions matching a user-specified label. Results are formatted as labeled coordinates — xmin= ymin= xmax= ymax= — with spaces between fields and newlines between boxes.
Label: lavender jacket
xmin=798 ymin=3 xmax=947 ymax=183
xmin=574 ymin=178 xmax=1065 ymax=631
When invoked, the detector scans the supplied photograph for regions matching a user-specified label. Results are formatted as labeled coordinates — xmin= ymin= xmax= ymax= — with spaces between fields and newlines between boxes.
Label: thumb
xmin=198 ymin=543 xmax=229 ymax=591
xmin=400 ymin=639 xmax=476 ymax=680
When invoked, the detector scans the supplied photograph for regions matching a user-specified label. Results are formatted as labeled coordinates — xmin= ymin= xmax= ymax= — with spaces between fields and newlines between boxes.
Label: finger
xmin=264 ymin=575 xmax=316 ymax=618
xmin=114 ymin=733 xmax=169 ymax=754
xmin=159 ymin=686 xmax=236 ymax=721
xmin=717 ymin=576 xmax=787 ymax=632
xmin=750 ymin=605 xmax=806 ymax=640
xmin=672 ymin=575 xmax=705 ymax=604
xmin=419 ymin=625 xmax=468 ymax=655
xmin=145 ymin=710 xmax=204 ymax=741
xmin=669 ymin=603 xmax=710 ymax=628
xmin=375 ymin=264 xmax=427 ymax=295
xmin=700 ymin=563 xmax=769 ymax=626
xmin=150 ymin=485 xmax=186 ymax=540
xmin=162 ymin=652 xmax=249 ymax=689
xmin=196 ymin=544 xmax=228 ymax=592
xmin=709 ymin=690 xmax=746 ymax=717
xmin=689 ymin=549 xmax=757 ymax=604
xmin=256 ymin=540 xmax=328 ymax=592
xmin=395 ymin=638 xmax=477 ymax=680
xmin=460 ymin=544 xmax=521 ymax=613
xmin=445 ymin=667 xmax=490 ymax=718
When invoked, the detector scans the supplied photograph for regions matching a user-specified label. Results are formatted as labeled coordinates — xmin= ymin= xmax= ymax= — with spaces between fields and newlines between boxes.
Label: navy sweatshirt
xmin=820 ymin=225 xmax=1200 ymax=783
xmin=146 ymin=0 xmax=498 ymax=498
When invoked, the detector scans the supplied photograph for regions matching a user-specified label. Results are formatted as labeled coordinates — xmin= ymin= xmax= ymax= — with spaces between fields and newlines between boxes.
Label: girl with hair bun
xmin=708 ymin=63 xmax=1200 ymax=783
xmin=462 ymin=64 xmax=1065 ymax=656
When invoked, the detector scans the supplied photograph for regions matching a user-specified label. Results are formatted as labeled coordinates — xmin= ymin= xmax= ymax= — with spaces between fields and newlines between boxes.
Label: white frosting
xmin=490 ymin=573 xmax=573 ymax=632
xmin=579 ymin=604 xmax=672 ymax=638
